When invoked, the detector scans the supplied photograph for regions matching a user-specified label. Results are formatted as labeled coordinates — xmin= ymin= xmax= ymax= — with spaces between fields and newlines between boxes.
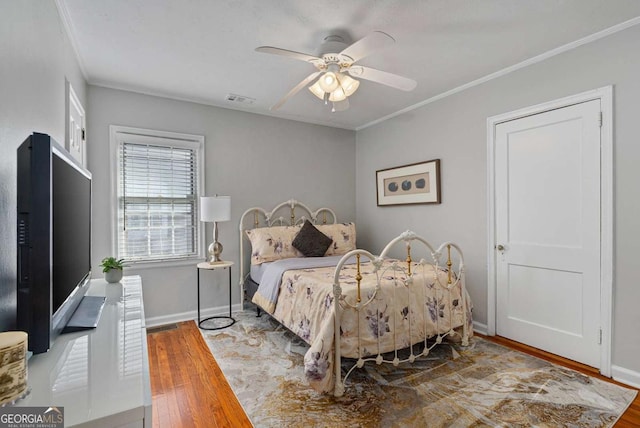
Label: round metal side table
xmin=196 ymin=261 xmax=236 ymax=330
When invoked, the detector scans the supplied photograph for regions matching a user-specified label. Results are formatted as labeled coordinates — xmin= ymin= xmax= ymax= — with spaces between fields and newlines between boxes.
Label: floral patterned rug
xmin=201 ymin=311 xmax=636 ymax=427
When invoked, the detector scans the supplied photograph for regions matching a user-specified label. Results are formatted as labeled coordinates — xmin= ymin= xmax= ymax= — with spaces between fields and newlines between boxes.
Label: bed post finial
xmin=447 ymin=244 xmax=452 ymax=284
xmin=406 ymin=244 xmax=412 ymax=276
xmin=356 ymin=254 xmax=362 ymax=303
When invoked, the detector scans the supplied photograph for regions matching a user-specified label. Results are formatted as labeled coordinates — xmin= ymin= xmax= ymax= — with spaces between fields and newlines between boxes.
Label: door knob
xmin=496 ymin=244 xmax=505 ymax=251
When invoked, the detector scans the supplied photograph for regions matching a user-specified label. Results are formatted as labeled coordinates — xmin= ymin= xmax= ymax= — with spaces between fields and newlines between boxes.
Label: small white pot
xmin=104 ymin=269 xmax=123 ymax=283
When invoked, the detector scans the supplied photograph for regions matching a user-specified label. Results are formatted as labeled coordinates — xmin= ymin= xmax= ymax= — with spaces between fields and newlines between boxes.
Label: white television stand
xmin=16 ymin=276 xmax=152 ymax=427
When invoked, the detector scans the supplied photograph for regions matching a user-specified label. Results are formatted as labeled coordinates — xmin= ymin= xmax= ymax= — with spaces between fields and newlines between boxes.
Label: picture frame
xmin=376 ymin=159 xmax=441 ymax=206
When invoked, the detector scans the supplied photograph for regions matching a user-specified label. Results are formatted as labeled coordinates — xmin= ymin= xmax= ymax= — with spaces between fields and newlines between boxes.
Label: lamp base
xmin=208 ymin=241 xmax=223 ymax=264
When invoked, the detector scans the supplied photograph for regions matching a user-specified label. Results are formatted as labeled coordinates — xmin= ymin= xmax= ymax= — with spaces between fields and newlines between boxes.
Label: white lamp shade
xmin=318 ymin=71 xmax=339 ymax=93
xmin=309 ymin=80 xmax=325 ymax=100
xmin=200 ymin=196 xmax=231 ymax=222
xmin=337 ymin=73 xmax=360 ymax=96
xmin=329 ymin=86 xmax=346 ymax=102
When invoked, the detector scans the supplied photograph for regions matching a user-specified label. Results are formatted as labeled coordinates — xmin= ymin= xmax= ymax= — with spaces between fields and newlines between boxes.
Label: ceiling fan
xmin=256 ymin=31 xmax=417 ymax=112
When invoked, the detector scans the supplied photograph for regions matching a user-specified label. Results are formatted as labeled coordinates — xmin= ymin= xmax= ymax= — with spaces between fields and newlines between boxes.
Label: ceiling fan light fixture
xmin=337 ymin=73 xmax=360 ymax=97
xmin=308 ymin=81 xmax=325 ymax=100
xmin=329 ymin=86 xmax=346 ymax=102
xmin=318 ymin=71 xmax=339 ymax=93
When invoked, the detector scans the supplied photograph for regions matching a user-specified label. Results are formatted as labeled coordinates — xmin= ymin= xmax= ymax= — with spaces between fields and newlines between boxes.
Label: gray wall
xmin=87 ymin=86 xmax=356 ymax=321
xmin=3 ymin=0 xmax=637 ymax=377
xmin=355 ymin=25 xmax=640 ymax=373
xmin=0 ymin=1 xmax=87 ymax=330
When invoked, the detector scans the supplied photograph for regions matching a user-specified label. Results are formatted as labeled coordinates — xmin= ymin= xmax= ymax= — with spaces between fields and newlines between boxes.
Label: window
xmin=111 ymin=126 xmax=204 ymax=264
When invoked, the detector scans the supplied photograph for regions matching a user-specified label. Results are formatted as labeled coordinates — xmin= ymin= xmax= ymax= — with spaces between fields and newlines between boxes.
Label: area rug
xmin=201 ymin=311 xmax=636 ymax=427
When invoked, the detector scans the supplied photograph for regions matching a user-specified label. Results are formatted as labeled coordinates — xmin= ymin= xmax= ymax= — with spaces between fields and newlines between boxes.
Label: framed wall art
xmin=66 ymin=80 xmax=86 ymax=167
xmin=376 ymin=159 xmax=441 ymax=206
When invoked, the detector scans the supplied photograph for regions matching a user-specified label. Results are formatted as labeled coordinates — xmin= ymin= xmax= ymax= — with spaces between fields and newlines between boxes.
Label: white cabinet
xmin=17 ymin=276 xmax=152 ymax=427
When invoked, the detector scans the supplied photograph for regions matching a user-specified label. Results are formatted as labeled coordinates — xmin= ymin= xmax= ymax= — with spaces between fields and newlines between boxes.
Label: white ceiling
xmin=57 ymin=0 xmax=640 ymax=130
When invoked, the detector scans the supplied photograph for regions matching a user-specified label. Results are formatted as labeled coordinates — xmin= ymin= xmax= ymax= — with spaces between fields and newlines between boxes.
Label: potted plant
xmin=100 ymin=257 xmax=126 ymax=283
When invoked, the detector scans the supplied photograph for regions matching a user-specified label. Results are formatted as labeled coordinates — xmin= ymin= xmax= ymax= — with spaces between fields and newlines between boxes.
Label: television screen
xmin=17 ymin=133 xmax=93 ymax=354
xmin=52 ymin=152 xmax=92 ymax=313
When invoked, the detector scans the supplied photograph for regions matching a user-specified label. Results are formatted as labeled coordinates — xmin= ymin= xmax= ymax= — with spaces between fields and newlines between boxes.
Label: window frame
xmin=109 ymin=125 xmax=205 ymax=268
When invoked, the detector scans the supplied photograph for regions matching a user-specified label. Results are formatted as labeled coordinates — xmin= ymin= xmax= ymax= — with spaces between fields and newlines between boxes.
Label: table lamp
xmin=200 ymin=195 xmax=231 ymax=264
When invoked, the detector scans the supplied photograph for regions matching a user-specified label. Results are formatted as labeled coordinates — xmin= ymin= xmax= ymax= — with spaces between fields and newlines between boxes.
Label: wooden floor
xmin=147 ymin=321 xmax=640 ymax=427
xmin=147 ymin=321 xmax=252 ymax=428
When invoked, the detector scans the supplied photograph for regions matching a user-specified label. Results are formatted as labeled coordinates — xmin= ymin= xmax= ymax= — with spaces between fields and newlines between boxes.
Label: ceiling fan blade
xmin=255 ymin=46 xmax=321 ymax=63
xmin=271 ymin=71 xmax=321 ymax=110
xmin=340 ymin=31 xmax=395 ymax=63
xmin=348 ymin=66 xmax=417 ymax=91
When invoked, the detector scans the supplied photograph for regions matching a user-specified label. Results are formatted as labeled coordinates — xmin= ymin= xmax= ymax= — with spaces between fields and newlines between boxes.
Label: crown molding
xmin=357 ymin=15 xmax=640 ymax=131
xmin=54 ymin=0 xmax=89 ymax=80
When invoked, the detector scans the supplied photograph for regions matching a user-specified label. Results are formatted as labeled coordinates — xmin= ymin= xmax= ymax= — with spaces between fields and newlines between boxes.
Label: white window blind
xmin=115 ymin=131 xmax=203 ymax=263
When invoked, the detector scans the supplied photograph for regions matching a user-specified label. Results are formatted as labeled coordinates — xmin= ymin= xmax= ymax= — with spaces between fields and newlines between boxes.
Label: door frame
xmin=486 ymin=86 xmax=613 ymax=376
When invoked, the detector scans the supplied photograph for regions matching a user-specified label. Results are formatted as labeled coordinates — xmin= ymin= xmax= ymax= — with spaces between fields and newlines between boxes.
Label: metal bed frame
xmin=239 ymin=199 xmax=469 ymax=397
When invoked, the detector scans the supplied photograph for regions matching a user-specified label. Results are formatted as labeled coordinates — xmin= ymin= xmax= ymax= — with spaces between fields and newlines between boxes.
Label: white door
xmin=495 ymin=99 xmax=601 ymax=368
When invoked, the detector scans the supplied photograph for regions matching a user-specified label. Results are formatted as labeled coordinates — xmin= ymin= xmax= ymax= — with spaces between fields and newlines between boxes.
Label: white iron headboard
xmin=238 ymin=199 xmax=338 ymax=306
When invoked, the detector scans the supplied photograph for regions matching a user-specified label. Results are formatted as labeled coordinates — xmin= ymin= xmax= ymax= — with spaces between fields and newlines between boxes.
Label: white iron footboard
xmin=332 ymin=230 xmax=469 ymax=397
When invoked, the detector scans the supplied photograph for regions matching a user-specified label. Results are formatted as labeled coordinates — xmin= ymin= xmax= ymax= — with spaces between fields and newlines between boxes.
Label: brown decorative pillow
xmin=292 ymin=220 xmax=332 ymax=257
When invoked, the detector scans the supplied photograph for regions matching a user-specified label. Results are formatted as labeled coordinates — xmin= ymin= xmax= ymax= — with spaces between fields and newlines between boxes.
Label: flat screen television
xmin=17 ymin=132 xmax=94 ymax=354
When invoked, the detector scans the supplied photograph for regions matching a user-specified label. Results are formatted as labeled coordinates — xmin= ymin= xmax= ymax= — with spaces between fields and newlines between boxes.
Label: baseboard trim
xmin=150 ymin=311 xmax=491 ymax=334
xmin=612 ymin=365 xmax=640 ymax=389
xmin=473 ymin=321 xmax=488 ymax=336
xmin=146 ymin=303 xmax=243 ymax=328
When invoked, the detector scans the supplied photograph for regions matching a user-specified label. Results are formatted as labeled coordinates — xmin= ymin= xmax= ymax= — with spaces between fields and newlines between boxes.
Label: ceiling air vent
xmin=226 ymin=94 xmax=255 ymax=105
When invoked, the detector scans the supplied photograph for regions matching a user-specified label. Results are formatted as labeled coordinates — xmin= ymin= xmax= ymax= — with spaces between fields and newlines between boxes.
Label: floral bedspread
xmin=265 ymin=258 xmax=473 ymax=393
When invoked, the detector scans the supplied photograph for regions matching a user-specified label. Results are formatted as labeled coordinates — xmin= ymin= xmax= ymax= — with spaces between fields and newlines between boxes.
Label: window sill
xmin=122 ymin=257 xmax=206 ymax=271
